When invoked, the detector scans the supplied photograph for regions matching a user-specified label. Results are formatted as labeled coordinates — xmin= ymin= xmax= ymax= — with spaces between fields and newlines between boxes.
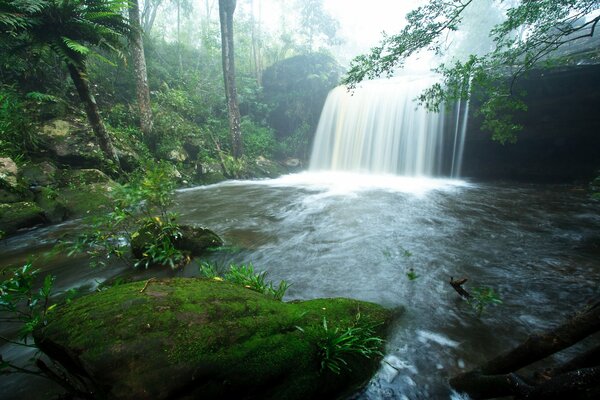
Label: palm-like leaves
xmin=1 ymin=0 xmax=129 ymax=68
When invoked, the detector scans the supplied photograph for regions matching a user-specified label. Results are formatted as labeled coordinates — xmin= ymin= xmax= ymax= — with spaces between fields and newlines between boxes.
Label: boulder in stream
xmin=34 ymin=278 xmax=393 ymax=399
xmin=131 ymin=223 xmax=223 ymax=260
xmin=0 ymin=201 xmax=47 ymax=234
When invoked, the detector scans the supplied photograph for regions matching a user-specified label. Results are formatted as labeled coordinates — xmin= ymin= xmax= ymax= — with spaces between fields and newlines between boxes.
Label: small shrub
xmin=241 ymin=117 xmax=276 ymax=159
xmin=318 ymin=315 xmax=384 ymax=374
xmin=198 ymin=262 xmax=290 ymax=301
xmin=467 ymin=287 xmax=503 ymax=317
xmin=406 ymin=268 xmax=419 ymax=281
xmin=63 ymin=162 xmax=186 ymax=269
xmin=0 ymin=263 xmax=55 ymax=342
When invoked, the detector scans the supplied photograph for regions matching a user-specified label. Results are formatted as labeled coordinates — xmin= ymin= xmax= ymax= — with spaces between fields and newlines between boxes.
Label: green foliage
xmin=589 ymin=174 xmax=600 ymax=200
xmin=221 ymin=154 xmax=247 ymax=179
xmin=343 ymin=0 xmax=600 ymax=144
xmin=241 ymin=117 xmax=276 ymax=159
xmin=406 ymin=268 xmax=419 ymax=281
xmin=0 ymin=263 xmax=55 ymax=342
xmin=0 ymin=85 xmax=48 ymax=156
xmin=64 ymin=162 xmax=186 ymax=269
xmin=1 ymin=0 xmax=129 ymax=69
xmin=198 ymin=262 xmax=290 ymax=301
xmin=317 ymin=315 xmax=384 ymax=374
xmin=262 ymin=53 xmax=341 ymax=158
xmin=467 ymin=287 xmax=503 ymax=317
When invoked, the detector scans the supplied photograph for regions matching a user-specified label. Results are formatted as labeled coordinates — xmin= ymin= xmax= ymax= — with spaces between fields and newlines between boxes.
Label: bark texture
xmin=219 ymin=0 xmax=243 ymax=159
xmin=66 ymin=63 xmax=120 ymax=168
xmin=449 ymin=299 xmax=600 ymax=399
xmin=128 ymin=0 xmax=154 ymax=152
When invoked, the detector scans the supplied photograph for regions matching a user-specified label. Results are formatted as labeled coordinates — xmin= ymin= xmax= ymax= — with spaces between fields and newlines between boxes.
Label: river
xmin=1 ymin=172 xmax=599 ymax=399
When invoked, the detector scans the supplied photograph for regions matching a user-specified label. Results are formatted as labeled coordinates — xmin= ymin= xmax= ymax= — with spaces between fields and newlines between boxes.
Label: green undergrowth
xmin=35 ymin=278 xmax=393 ymax=400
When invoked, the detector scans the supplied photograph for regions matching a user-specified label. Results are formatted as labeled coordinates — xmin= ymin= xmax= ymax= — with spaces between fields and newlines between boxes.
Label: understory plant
xmin=199 ymin=262 xmax=290 ymax=300
xmin=64 ymin=162 xmax=186 ymax=269
xmin=0 ymin=264 xmax=87 ymax=394
xmin=467 ymin=287 xmax=503 ymax=317
xmin=0 ymin=264 xmax=53 ymax=374
xmin=317 ymin=314 xmax=384 ymax=374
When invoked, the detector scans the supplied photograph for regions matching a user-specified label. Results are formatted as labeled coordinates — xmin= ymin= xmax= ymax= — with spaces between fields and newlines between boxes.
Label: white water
xmin=310 ymin=75 xmax=469 ymax=178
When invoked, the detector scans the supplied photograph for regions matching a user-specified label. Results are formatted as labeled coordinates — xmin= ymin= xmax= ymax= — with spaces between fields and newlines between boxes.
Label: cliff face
xmin=459 ymin=64 xmax=600 ymax=182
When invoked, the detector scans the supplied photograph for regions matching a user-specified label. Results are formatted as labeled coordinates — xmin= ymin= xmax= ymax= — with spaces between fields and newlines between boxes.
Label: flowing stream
xmin=2 ymin=173 xmax=599 ymax=399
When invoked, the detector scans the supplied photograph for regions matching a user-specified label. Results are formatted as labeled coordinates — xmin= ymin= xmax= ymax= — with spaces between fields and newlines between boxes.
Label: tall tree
xmin=128 ymin=0 xmax=155 ymax=152
xmin=249 ymin=0 xmax=262 ymax=84
xmin=343 ymin=0 xmax=600 ymax=144
xmin=218 ymin=0 xmax=243 ymax=158
xmin=295 ymin=0 xmax=340 ymax=52
xmin=141 ymin=0 xmax=163 ymax=35
xmin=1 ymin=0 xmax=129 ymax=168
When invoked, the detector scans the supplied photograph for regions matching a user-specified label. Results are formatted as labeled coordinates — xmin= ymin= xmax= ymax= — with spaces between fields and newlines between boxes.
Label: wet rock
xmin=20 ymin=161 xmax=58 ymax=187
xmin=59 ymin=168 xmax=112 ymax=186
xmin=167 ymin=148 xmax=188 ymax=163
xmin=55 ymin=180 xmax=117 ymax=219
xmin=250 ymin=156 xmax=285 ymax=178
xmin=34 ymin=278 xmax=392 ymax=400
xmin=0 ymin=157 xmax=19 ymax=189
xmin=175 ymin=225 xmax=223 ymax=254
xmin=38 ymin=119 xmax=105 ymax=168
xmin=131 ymin=223 xmax=223 ymax=260
xmin=34 ymin=187 xmax=68 ymax=223
xmin=284 ymin=157 xmax=302 ymax=168
xmin=198 ymin=162 xmax=227 ymax=184
xmin=0 ymin=201 xmax=47 ymax=234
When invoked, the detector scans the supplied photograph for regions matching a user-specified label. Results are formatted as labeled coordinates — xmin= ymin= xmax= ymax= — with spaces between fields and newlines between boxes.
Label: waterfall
xmin=309 ymin=75 xmax=467 ymax=178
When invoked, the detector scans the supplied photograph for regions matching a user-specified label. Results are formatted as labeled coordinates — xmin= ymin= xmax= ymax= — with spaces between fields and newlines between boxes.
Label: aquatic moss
xmin=35 ymin=278 xmax=393 ymax=400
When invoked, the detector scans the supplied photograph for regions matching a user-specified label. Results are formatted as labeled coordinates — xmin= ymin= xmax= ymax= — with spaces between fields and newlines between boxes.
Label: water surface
xmin=1 ymin=172 xmax=599 ymax=399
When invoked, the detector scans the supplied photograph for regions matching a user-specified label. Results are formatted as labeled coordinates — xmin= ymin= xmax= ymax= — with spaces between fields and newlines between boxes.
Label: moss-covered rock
xmin=38 ymin=119 xmax=106 ymax=168
xmin=34 ymin=278 xmax=393 ymax=400
xmin=0 ymin=157 xmax=19 ymax=189
xmin=56 ymin=182 xmax=117 ymax=218
xmin=34 ymin=187 xmax=68 ymax=223
xmin=0 ymin=201 xmax=47 ymax=234
xmin=19 ymin=161 xmax=58 ymax=187
xmin=46 ymin=168 xmax=119 ymax=218
xmin=58 ymin=168 xmax=113 ymax=186
xmin=131 ymin=223 xmax=223 ymax=260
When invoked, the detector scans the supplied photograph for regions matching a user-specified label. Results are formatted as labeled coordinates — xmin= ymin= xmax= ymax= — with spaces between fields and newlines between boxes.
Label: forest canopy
xmin=343 ymin=0 xmax=600 ymax=144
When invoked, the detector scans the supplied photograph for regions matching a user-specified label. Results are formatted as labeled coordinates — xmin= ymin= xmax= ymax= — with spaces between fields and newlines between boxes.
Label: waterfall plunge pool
xmin=1 ymin=172 xmax=599 ymax=399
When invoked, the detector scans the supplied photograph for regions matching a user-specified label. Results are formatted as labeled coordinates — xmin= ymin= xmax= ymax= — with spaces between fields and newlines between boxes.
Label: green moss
xmin=56 ymin=182 xmax=117 ymax=218
xmin=0 ymin=201 xmax=46 ymax=234
xmin=35 ymin=278 xmax=393 ymax=400
xmin=34 ymin=187 xmax=67 ymax=223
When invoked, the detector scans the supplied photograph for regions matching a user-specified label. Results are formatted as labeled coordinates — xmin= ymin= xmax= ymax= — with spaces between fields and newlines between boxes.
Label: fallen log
xmin=450 ymin=298 xmax=600 ymax=399
xmin=449 ymin=277 xmax=471 ymax=299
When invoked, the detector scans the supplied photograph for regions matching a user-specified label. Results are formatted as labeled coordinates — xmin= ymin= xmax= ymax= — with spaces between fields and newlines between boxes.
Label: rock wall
xmin=459 ymin=64 xmax=600 ymax=182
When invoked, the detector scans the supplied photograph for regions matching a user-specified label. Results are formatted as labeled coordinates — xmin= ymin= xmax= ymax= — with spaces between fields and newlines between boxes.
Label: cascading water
xmin=309 ymin=75 xmax=469 ymax=178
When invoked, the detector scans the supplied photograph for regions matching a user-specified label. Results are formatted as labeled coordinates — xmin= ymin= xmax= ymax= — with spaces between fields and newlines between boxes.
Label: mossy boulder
xmin=56 ymin=182 xmax=117 ymax=218
xmin=131 ymin=223 xmax=223 ymax=260
xmin=0 ymin=157 xmax=19 ymax=189
xmin=0 ymin=201 xmax=47 ymax=234
xmin=20 ymin=161 xmax=58 ymax=187
xmin=34 ymin=187 xmax=68 ymax=223
xmin=49 ymin=168 xmax=119 ymax=218
xmin=38 ymin=119 xmax=106 ymax=168
xmin=34 ymin=278 xmax=393 ymax=400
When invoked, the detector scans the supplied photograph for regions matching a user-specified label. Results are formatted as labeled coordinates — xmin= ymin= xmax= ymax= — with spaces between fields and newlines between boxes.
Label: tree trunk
xmin=250 ymin=0 xmax=261 ymax=85
xmin=66 ymin=63 xmax=120 ymax=169
xmin=177 ymin=0 xmax=183 ymax=74
xmin=128 ymin=0 xmax=155 ymax=153
xmin=449 ymin=299 xmax=600 ymax=399
xmin=218 ymin=0 xmax=243 ymax=159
